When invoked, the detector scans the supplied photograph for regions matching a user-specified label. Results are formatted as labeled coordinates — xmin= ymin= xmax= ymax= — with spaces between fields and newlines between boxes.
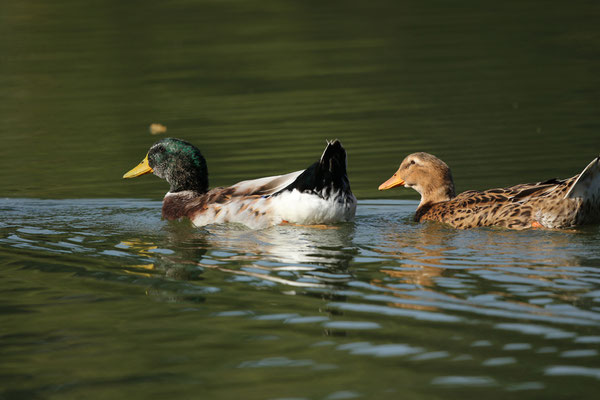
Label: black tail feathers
xmin=277 ymin=140 xmax=352 ymax=196
xmin=319 ymin=140 xmax=347 ymax=176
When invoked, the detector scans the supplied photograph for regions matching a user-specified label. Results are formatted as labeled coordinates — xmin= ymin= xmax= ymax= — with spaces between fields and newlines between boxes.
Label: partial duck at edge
xmin=379 ymin=152 xmax=600 ymax=230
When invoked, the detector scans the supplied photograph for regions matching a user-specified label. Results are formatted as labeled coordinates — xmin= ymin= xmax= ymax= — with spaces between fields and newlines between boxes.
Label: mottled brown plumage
xmin=379 ymin=152 xmax=600 ymax=230
xmin=162 ymin=187 xmax=237 ymax=221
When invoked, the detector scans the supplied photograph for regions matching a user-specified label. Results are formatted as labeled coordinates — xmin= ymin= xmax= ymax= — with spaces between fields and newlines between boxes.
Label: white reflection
xmin=124 ymin=221 xmax=357 ymax=288
xmin=202 ymin=222 xmax=356 ymax=266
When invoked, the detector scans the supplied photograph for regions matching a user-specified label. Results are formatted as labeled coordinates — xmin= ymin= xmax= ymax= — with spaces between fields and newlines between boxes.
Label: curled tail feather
xmin=276 ymin=140 xmax=351 ymax=196
xmin=565 ymin=155 xmax=600 ymax=202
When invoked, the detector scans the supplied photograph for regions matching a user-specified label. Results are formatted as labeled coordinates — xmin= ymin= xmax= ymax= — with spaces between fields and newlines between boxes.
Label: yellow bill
xmin=123 ymin=154 xmax=153 ymax=178
xmin=378 ymin=170 xmax=405 ymax=190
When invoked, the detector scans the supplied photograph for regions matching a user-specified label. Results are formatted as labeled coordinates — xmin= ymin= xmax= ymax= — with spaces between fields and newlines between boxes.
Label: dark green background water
xmin=1 ymin=0 xmax=598 ymax=199
xmin=1 ymin=1 xmax=599 ymax=399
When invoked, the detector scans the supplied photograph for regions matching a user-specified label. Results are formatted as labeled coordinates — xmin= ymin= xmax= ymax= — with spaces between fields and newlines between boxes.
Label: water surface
xmin=2 ymin=199 xmax=600 ymax=399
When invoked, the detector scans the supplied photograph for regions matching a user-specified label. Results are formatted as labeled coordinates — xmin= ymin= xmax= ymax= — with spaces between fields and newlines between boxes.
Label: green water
xmin=1 ymin=1 xmax=600 ymax=399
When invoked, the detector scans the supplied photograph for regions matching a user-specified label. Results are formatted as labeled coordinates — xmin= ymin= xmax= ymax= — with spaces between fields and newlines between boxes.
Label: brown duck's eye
xmin=409 ymin=160 xmax=415 ymax=165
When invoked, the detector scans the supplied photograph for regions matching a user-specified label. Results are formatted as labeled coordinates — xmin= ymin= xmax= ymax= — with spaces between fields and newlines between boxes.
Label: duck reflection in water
xmin=370 ymin=219 xmax=592 ymax=314
xmin=368 ymin=223 xmax=458 ymax=312
xmin=120 ymin=220 xmax=357 ymax=291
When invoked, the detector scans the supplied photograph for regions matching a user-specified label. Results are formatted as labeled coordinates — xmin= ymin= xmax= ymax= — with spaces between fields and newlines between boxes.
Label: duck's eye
xmin=409 ymin=160 xmax=415 ymax=165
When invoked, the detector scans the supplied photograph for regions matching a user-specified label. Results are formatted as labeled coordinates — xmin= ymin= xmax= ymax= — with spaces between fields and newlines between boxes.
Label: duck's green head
xmin=123 ymin=138 xmax=209 ymax=193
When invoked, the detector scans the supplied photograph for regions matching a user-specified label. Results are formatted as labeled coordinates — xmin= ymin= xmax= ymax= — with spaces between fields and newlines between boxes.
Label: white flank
xmin=270 ymin=189 xmax=357 ymax=225
xmin=191 ymin=189 xmax=357 ymax=229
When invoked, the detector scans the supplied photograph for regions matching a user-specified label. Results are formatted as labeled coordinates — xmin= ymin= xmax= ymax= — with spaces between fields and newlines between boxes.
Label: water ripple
xmin=2 ymin=198 xmax=600 ymax=398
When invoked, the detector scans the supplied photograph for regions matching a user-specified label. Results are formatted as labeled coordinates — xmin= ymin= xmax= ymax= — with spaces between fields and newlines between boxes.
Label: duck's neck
xmin=167 ymin=172 xmax=208 ymax=194
xmin=415 ymin=182 xmax=455 ymax=216
xmin=160 ymin=158 xmax=209 ymax=194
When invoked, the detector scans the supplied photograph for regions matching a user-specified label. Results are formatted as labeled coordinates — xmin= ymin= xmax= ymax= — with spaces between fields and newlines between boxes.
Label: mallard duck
xmin=378 ymin=152 xmax=600 ymax=230
xmin=123 ymin=138 xmax=356 ymax=229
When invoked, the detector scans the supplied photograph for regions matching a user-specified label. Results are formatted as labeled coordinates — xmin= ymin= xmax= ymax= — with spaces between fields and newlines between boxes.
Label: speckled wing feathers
xmin=419 ymin=176 xmax=586 ymax=229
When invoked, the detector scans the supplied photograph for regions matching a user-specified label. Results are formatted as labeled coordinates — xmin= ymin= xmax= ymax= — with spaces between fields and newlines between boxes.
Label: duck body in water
xmin=379 ymin=152 xmax=600 ymax=230
xmin=124 ymin=138 xmax=356 ymax=229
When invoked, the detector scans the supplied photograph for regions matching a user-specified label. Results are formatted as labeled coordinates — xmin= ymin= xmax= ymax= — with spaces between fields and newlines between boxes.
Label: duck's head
xmin=123 ymin=138 xmax=209 ymax=193
xmin=378 ymin=152 xmax=456 ymax=206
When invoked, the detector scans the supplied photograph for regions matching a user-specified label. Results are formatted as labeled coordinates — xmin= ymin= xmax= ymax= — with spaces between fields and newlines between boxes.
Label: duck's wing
xmin=481 ymin=156 xmax=600 ymax=204
xmin=458 ymin=178 xmax=570 ymax=204
xmin=229 ymin=170 xmax=305 ymax=197
xmin=230 ymin=140 xmax=353 ymax=200
xmin=565 ymin=155 xmax=600 ymax=200
xmin=506 ymin=179 xmax=570 ymax=202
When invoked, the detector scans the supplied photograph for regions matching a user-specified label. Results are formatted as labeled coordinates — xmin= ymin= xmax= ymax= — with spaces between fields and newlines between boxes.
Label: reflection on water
xmin=121 ymin=218 xmax=356 ymax=288
xmin=1 ymin=199 xmax=599 ymax=399
xmin=357 ymin=209 xmax=600 ymax=328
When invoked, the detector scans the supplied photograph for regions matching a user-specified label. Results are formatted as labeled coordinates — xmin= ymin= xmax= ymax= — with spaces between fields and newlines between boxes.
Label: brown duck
xmin=378 ymin=152 xmax=600 ymax=230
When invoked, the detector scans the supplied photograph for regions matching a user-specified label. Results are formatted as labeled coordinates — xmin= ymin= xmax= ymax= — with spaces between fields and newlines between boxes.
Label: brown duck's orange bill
xmin=378 ymin=173 xmax=405 ymax=190
xmin=123 ymin=154 xmax=153 ymax=178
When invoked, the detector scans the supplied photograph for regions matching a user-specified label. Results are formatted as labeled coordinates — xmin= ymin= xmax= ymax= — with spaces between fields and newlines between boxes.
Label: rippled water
xmin=2 ymin=199 xmax=600 ymax=399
